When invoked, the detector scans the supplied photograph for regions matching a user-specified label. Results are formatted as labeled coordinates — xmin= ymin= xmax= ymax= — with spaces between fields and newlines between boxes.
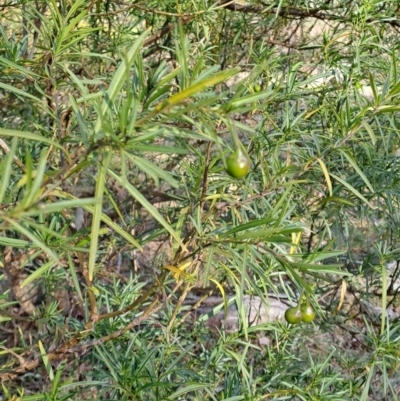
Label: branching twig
xmin=219 ymin=0 xmax=400 ymax=30
xmin=143 ymin=16 xmax=194 ymax=48
xmin=0 ymin=139 xmax=26 ymax=173
xmin=0 ymin=298 xmax=161 ymax=382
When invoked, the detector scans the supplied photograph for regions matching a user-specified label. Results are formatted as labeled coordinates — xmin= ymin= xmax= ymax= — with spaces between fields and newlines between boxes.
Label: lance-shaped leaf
xmin=108 ymin=169 xmax=186 ymax=252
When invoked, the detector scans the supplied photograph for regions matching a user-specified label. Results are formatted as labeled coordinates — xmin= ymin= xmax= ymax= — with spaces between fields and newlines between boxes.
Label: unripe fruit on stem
xmin=225 ymin=150 xmax=250 ymax=179
xmin=284 ymin=306 xmax=303 ymax=324
xmin=301 ymin=304 xmax=316 ymax=323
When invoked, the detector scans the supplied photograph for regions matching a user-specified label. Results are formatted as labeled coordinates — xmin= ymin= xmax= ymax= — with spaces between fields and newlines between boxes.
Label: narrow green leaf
xmin=0 ymin=128 xmax=69 ymax=156
xmin=297 ymin=70 xmax=334 ymax=89
xmin=23 ymin=149 xmax=48 ymax=207
xmin=0 ymin=300 xmax=18 ymax=310
xmin=360 ymin=364 xmax=375 ymax=401
xmin=108 ymin=169 xmax=185 ymax=250
xmin=368 ymin=72 xmax=379 ymax=104
xmin=191 ymin=64 xmax=221 ymax=84
xmin=59 ymin=30 xmax=100 ymax=53
xmin=232 ymin=226 xmax=303 ymax=241
xmin=0 ymin=56 xmax=40 ymax=78
xmin=0 ymin=237 xmax=32 ymax=247
xmin=21 ymin=259 xmax=56 ymax=288
xmin=64 ymin=10 xmax=87 ymax=38
xmin=124 ymin=151 xmax=179 ymax=188
xmin=156 ymin=66 xmax=181 ymax=87
xmin=376 ymin=105 xmax=400 ymax=113
xmin=104 ymin=187 xmax=127 ymax=226
xmin=279 ymin=259 xmax=311 ymax=290
xmin=38 ymin=340 xmax=54 ymax=381
xmin=291 ymin=261 xmax=350 ymax=275
xmin=0 ymin=137 xmax=17 ymax=205
xmin=61 ymin=65 xmax=90 ymax=97
xmin=65 ymin=0 xmax=87 ymax=19
xmin=169 ymin=382 xmax=213 ymax=399
xmin=338 ymin=149 xmax=374 ymax=193
xmin=0 ymin=82 xmax=42 ymax=104
xmin=51 ymin=361 xmax=65 ymax=397
xmin=3 ymin=218 xmax=59 ymax=264
xmin=144 ymin=84 xmax=173 ymax=109
xmin=360 ymin=120 xmax=376 ymax=145
xmin=316 ymin=196 xmax=355 ymax=207
xmin=68 ymin=252 xmax=83 ymax=301
xmin=225 ymin=88 xmax=275 ymax=109
xmin=197 ymin=297 xmax=236 ymax=323
xmin=49 ymin=189 xmax=142 ymax=249
xmin=220 ymin=217 xmax=275 ymax=237
xmin=95 ymin=29 xmax=150 ymax=133
xmin=128 ymin=144 xmax=187 ymax=154
xmin=388 ymin=80 xmax=400 ymax=98
xmin=57 ymin=9 xmax=89 ymax=55
xmin=331 ymin=173 xmax=376 ymax=209
xmin=303 ymin=250 xmax=346 ymax=263
xmin=21 ymin=198 xmax=99 ymax=216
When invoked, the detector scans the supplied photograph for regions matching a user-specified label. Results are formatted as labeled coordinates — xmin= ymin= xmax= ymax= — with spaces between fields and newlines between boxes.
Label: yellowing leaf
xmin=304 ymin=106 xmax=323 ymax=119
xmin=88 ymin=286 xmax=100 ymax=296
xmin=290 ymin=231 xmax=302 ymax=254
xmin=165 ymin=261 xmax=192 ymax=281
xmin=210 ymin=278 xmax=227 ymax=318
xmin=316 ymin=157 xmax=332 ymax=196
xmin=17 ymin=170 xmax=38 ymax=187
xmin=335 ymin=280 xmax=347 ymax=313
xmin=155 ymin=68 xmax=240 ymax=111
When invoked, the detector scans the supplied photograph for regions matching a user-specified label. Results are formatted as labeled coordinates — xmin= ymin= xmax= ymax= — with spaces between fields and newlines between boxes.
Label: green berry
xmin=284 ymin=306 xmax=303 ymax=324
xmin=301 ymin=304 xmax=316 ymax=323
xmin=226 ymin=150 xmax=251 ymax=179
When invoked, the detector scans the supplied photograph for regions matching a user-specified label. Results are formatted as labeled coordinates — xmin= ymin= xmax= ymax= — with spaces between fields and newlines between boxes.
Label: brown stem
xmin=199 ymin=142 xmax=212 ymax=213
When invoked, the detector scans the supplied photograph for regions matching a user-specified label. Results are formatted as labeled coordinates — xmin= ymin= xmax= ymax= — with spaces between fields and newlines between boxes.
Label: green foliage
xmin=1 ymin=0 xmax=400 ymax=400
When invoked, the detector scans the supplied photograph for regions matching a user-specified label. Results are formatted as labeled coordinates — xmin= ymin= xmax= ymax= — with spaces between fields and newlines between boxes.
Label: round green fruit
xmin=226 ymin=150 xmax=250 ymax=179
xmin=301 ymin=304 xmax=316 ymax=323
xmin=254 ymin=84 xmax=262 ymax=92
xmin=284 ymin=306 xmax=303 ymax=325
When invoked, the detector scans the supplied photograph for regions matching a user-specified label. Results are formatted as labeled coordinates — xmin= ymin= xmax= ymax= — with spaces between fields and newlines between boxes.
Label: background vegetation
xmin=1 ymin=0 xmax=400 ymax=399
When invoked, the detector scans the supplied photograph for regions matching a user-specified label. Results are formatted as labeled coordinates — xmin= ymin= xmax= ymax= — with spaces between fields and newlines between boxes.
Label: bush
xmin=1 ymin=1 xmax=400 ymax=400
